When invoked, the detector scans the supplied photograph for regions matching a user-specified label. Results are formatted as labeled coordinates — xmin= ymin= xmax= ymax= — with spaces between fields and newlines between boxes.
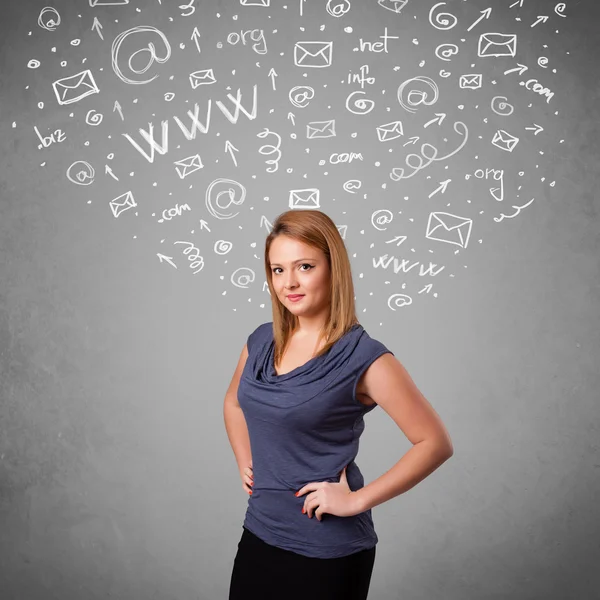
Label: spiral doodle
xmin=397 ymin=76 xmax=439 ymax=114
xmin=346 ymin=90 xmax=375 ymax=115
xmin=174 ymin=241 xmax=204 ymax=274
xmin=537 ymin=56 xmax=549 ymax=68
xmin=214 ymin=240 xmax=233 ymax=256
xmin=66 ymin=161 xmax=95 ymax=186
xmin=326 ymin=0 xmax=351 ymax=18
xmin=555 ymin=2 xmax=567 ymax=17
xmin=289 ymin=85 xmax=315 ymax=108
xmin=387 ymin=294 xmax=413 ymax=311
xmin=85 ymin=109 xmax=103 ymax=126
xmin=428 ymin=2 xmax=458 ymax=30
xmin=491 ymin=96 xmax=514 ymax=116
xmin=257 ymin=128 xmax=282 ymax=173
xmin=343 ymin=180 xmax=362 ymax=193
xmin=38 ymin=7 xmax=61 ymax=31
xmin=205 ymin=178 xmax=246 ymax=220
xmin=230 ymin=267 xmax=255 ymax=289
xmin=27 ymin=60 xmax=41 ymax=69
xmin=435 ymin=43 xmax=459 ymax=62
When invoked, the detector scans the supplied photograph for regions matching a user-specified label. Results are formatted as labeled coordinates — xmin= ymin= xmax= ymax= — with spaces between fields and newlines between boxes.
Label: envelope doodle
xmin=174 ymin=154 xmax=204 ymax=179
xmin=294 ymin=41 xmax=333 ymax=68
xmin=289 ymin=188 xmax=320 ymax=209
xmin=189 ymin=69 xmax=216 ymax=89
xmin=240 ymin=0 xmax=270 ymax=5
xmin=110 ymin=191 xmax=137 ymax=218
xmin=52 ymin=70 xmax=100 ymax=105
xmin=459 ymin=74 xmax=482 ymax=90
xmin=491 ymin=129 xmax=519 ymax=152
xmin=376 ymin=121 xmax=404 ymax=142
xmin=425 ymin=212 xmax=472 ymax=249
xmin=478 ymin=33 xmax=517 ymax=58
xmin=306 ymin=120 xmax=336 ymax=139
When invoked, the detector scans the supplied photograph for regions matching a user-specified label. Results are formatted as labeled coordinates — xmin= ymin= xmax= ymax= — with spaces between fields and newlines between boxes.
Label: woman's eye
xmin=300 ymin=264 xmax=313 ymax=271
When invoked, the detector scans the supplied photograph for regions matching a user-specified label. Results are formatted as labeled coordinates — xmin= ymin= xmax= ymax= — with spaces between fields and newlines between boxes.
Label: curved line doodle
xmin=491 ymin=96 xmax=514 ymax=116
xmin=66 ymin=161 xmax=95 ymax=185
xmin=38 ymin=7 xmax=61 ymax=31
xmin=257 ymin=128 xmax=282 ymax=173
xmin=429 ymin=2 xmax=458 ymax=30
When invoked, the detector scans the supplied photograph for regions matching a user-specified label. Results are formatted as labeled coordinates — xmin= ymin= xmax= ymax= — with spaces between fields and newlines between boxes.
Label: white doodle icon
xmin=289 ymin=85 xmax=315 ymax=108
xmin=52 ymin=70 xmax=100 ymax=105
xmin=478 ymin=33 xmax=517 ymax=58
xmin=174 ymin=154 xmax=203 ymax=179
xmin=377 ymin=0 xmax=408 ymax=13
xmin=38 ymin=7 xmax=61 ymax=31
xmin=376 ymin=120 xmax=403 ymax=142
xmin=294 ymin=41 xmax=333 ymax=68
xmin=491 ymin=129 xmax=519 ymax=152
xmin=306 ymin=120 xmax=336 ymax=139
xmin=240 ymin=0 xmax=270 ymax=5
xmin=109 ymin=191 xmax=137 ymax=218
xmin=459 ymin=74 xmax=482 ymax=89
xmin=205 ymin=178 xmax=246 ymax=220
xmin=89 ymin=0 xmax=129 ymax=6
xmin=189 ymin=69 xmax=216 ymax=88
xmin=425 ymin=212 xmax=472 ymax=249
xmin=289 ymin=188 xmax=320 ymax=209
xmin=66 ymin=161 xmax=95 ymax=185
xmin=397 ymin=76 xmax=439 ymax=114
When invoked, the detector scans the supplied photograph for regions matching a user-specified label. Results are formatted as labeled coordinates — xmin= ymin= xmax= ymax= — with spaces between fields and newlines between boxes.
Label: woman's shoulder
xmin=247 ymin=321 xmax=273 ymax=351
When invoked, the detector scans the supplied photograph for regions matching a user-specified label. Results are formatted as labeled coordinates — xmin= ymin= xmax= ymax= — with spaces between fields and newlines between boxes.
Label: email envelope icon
xmin=478 ymin=33 xmax=517 ymax=58
xmin=89 ymin=0 xmax=129 ymax=6
xmin=109 ymin=191 xmax=137 ymax=219
xmin=289 ymin=188 xmax=320 ymax=209
xmin=425 ymin=212 xmax=472 ymax=249
xmin=377 ymin=0 xmax=408 ymax=13
xmin=189 ymin=69 xmax=216 ymax=89
xmin=240 ymin=0 xmax=270 ymax=5
xmin=491 ymin=129 xmax=519 ymax=152
xmin=307 ymin=120 xmax=336 ymax=139
xmin=459 ymin=74 xmax=482 ymax=89
xmin=52 ymin=69 xmax=100 ymax=105
xmin=294 ymin=41 xmax=333 ymax=68
xmin=376 ymin=120 xmax=403 ymax=142
xmin=174 ymin=154 xmax=204 ymax=179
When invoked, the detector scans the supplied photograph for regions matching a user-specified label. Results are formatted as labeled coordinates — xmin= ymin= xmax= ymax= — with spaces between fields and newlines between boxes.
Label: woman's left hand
xmin=295 ymin=465 xmax=361 ymax=521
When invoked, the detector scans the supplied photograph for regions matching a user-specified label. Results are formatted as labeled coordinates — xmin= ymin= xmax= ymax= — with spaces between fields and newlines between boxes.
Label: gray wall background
xmin=1 ymin=0 xmax=599 ymax=598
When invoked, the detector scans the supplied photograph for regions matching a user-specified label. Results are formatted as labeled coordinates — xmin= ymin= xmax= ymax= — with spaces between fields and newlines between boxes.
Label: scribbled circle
xmin=231 ymin=267 xmax=255 ymax=289
xmin=66 ymin=161 xmax=95 ymax=186
xmin=60 ymin=60 xmax=67 ymax=67
xmin=326 ymin=0 xmax=351 ymax=18
xmin=38 ymin=7 xmax=61 ymax=31
xmin=85 ymin=110 xmax=103 ymax=126
xmin=387 ymin=294 xmax=412 ymax=311
xmin=345 ymin=90 xmax=375 ymax=115
xmin=27 ymin=59 xmax=41 ymax=69
xmin=214 ymin=240 xmax=233 ymax=255
xmin=397 ymin=76 xmax=439 ymax=114
xmin=555 ymin=3 xmax=567 ymax=17
xmin=289 ymin=85 xmax=315 ymax=108
xmin=537 ymin=56 xmax=549 ymax=68
xmin=428 ymin=2 xmax=458 ymax=30
xmin=491 ymin=96 xmax=514 ymax=116
xmin=164 ymin=92 xmax=175 ymax=101
xmin=435 ymin=43 xmax=459 ymax=62
xmin=439 ymin=69 xmax=451 ymax=78
xmin=38 ymin=102 xmax=44 ymax=109
xmin=371 ymin=209 xmax=393 ymax=231
xmin=343 ymin=180 xmax=361 ymax=193
xmin=70 ymin=39 xmax=81 ymax=46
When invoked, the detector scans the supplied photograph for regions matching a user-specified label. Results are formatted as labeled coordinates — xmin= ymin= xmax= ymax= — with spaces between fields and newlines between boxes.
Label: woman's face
xmin=268 ymin=236 xmax=331 ymax=318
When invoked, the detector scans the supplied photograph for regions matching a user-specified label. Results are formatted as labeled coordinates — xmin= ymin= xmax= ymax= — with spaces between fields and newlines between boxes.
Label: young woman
xmin=224 ymin=210 xmax=453 ymax=600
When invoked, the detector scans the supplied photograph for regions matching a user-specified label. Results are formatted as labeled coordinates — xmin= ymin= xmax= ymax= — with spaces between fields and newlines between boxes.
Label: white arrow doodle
xmin=467 ymin=8 xmax=492 ymax=32
xmin=504 ymin=63 xmax=528 ymax=76
xmin=531 ymin=15 xmax=549 ymax=27
xmin=105 ymin=165 xmax=119 ymax=181
xmin=428 ymin=178 xmax=452 ymax=198
xmin=191 ymin=27 xmax=201 ymax=53
xmin=113 ymin=100 xmax=124 ymax=121
xmin=386 ymin=235 xmax=407 ymax=246
xmin=260 ymin=215 xmax=273 ymax=232
xmin=269 ymin=68 xmax=277 ymax=91
xmin=157 ymin=254 xmax=177 ymax=268
xmin=225 ymin=140 xmax=239 ymax=166
xmin=288 ymin=112 xmax=296 ymax=126
xmin=418 ymin=284 xmax=433 ymax=294
xmin=424 ymin=113 xmax=446 ymax=128
xmin=403 ymin=136 xmax=419 ymax=146
xmin=199 ymin=219 xmax=210 ymax=231
xmin=525 ymin=124 xmax=544 ymax=135
xmin=510 ymin=0 xmax=524 ymax=8
xmin=92 ymin=17 xmax=104 ymax=40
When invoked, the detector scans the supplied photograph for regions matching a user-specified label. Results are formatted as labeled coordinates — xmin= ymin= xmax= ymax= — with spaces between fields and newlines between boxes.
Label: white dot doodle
xmin=27 ymin=59 xmax=41 ymax=69
xmin=70 ymin=39 xmax=81 ymax=46
xmin=38 ymin=102 xmax=44 ymax=109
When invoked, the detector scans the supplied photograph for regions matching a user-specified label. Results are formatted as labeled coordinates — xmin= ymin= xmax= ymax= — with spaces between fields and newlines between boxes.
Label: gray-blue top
xmin=237 ymin=321 xmax=394 ymax=558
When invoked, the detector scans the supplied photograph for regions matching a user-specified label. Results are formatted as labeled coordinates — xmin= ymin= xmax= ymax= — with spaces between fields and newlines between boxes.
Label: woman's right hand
xmin=240 ymin=460 xmax=253 ymax=495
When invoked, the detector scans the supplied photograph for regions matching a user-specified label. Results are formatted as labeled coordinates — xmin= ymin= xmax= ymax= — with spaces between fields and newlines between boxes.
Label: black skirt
xmin=228 ymin=526 xmax=377 ymax=600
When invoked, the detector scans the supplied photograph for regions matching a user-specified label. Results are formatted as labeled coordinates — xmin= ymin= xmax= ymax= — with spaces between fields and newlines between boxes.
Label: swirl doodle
xmin=66 ymin=161 xmax=95 ymax=186
xmin=435 ymin=43 xmax=459 ymax=62
xmin=397 ymin=76 xmax=439 ymax=114
xmin=428 ymin=2 xmax=458 ymax=30
xmin=27 ymin=60 xmax=41 ymax=69
xmin=205 ymin=178 xmax=246 ymax=219
xmin=230 ymin=267 xmax=255 ymax=289
xmin=174 ymin=240 xmax=204 ymax=274
xmin=371 ymin=209 xmax=393 ymax=231
xmin=538 ymin=56 xmax=549 ymax=68
xmin=343 ymin=180 xmax=362 ymax=194
xmin=346 ymin=90 xmax=375 ymax=115
xmin=326 ymin=0 xmax=351 ymax=18
xmin=257 ymin=128 xmax=282 ymax=173
xmin=38 ymin=7 xmax=61 ymax=31
xmin=214 ymin=240 xmax=233 ymax=256
xmin=387 ymin=294 xmax=413 ymax=310
xmin=491 ymin=96 xmax=514 ymax=116
xmin=85 ymin=109 xmax=104 ymax=126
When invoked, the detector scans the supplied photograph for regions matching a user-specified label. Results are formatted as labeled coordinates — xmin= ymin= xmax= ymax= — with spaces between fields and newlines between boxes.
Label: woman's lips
xmin=287 ymin=295 xmax=304 ymax=301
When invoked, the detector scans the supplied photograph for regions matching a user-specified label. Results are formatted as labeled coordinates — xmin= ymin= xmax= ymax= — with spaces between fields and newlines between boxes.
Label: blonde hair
xmin=264 ymin=209 xmax=359 ymax=367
